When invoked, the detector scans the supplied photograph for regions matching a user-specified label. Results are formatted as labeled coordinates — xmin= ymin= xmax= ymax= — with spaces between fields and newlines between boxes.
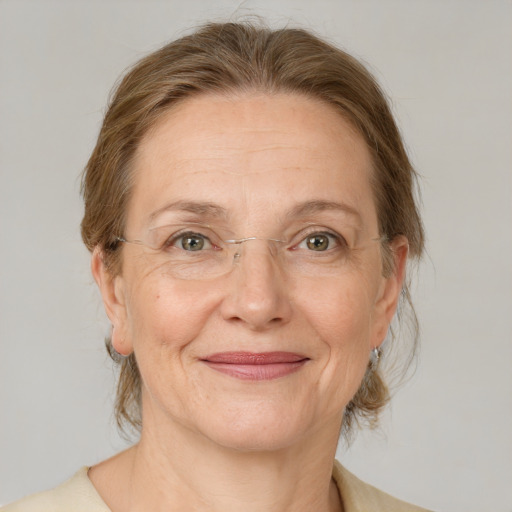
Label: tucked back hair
xmin=81 ymin=21 xmax=424 ymax=439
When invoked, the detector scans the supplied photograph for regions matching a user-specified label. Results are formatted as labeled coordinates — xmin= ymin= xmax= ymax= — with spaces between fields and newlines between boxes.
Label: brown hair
xmin=81 ymin=21 xmax=424 ymax=439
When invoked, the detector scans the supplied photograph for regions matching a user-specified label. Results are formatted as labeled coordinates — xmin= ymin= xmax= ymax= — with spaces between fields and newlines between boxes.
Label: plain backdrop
xmin=1 ymin=1 xmax=511 ymax=510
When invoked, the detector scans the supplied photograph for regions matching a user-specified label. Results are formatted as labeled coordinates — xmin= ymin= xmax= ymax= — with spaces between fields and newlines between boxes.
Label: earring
xmin=369 ymin=347 xmax=381 ymax=371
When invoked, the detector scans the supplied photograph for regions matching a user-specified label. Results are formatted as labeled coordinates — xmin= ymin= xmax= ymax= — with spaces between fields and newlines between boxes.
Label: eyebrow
xmin=286 ymin=200 xmax=362 ymax=223
xmin=149 ymin=199 xmax=361 ymax=224
xmin=149 ymin=200 xmax=229 ymax=223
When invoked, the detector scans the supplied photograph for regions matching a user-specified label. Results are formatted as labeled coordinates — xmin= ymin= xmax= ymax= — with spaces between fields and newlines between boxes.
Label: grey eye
xmin=306 ymin=234 xmax=330 ymax=251
xmin=181 ymin=235 xmax=206 ymax=251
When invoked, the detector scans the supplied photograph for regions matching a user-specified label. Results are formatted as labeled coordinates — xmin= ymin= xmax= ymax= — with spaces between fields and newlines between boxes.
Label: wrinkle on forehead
xmin=165 ymin=145 xmax=315 ymax=176
xmin=171 ymin=167 xmax=298 ymax=177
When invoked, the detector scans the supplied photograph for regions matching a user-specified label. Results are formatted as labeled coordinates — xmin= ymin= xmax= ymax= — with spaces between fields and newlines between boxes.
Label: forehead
xmin=128 ymin=92 xmax=377 ymax=231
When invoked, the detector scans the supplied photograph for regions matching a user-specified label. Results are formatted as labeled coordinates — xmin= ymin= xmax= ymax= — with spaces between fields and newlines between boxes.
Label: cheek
xmin=299 ymin=273 xmax=376 ymax=346
xmin=296 ymin=276 xmax=376 ymax=404
xmin=123 ymin=277 xmax=222 ymax=412
xmin=125 ymin=276 xmax=219 ymax=356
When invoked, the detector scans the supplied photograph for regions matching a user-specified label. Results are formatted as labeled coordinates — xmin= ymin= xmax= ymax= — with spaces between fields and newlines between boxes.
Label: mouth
xmin=201 ymin=351 xmax=310 ymax=381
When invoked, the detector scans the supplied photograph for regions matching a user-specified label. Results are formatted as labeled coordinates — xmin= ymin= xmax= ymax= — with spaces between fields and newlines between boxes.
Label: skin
xmin=90 ymin=92 xmax=408 ymax=512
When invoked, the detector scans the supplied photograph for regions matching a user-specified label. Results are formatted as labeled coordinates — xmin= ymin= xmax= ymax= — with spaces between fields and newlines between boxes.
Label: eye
xmin=170 ymin=232 xmax=213 ymax=251
xmin=297 ymin=232 xmax=343 ymax=252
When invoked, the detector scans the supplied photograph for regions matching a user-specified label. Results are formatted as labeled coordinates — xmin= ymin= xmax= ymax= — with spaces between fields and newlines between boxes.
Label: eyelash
xmin=163 ymin=231 xmax=216 ymax=250
xmin=293 ymin=229 xmax=348 ymax=252
xmin=161 ymin=227 xmax=348 ymax=253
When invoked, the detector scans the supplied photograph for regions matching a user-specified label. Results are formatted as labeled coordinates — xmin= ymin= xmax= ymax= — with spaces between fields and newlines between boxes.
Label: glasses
xmin=115 ymin=223 xmax=384 ymax=280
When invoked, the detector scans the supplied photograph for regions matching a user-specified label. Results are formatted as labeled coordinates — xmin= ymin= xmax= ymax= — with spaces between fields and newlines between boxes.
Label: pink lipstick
xmin=202 ymin=352 xmax=309 ymax=380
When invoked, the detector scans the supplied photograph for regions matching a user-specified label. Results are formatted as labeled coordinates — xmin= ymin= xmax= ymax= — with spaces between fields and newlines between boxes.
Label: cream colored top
xmin=1 ymin=460 xmax=432 ymax=511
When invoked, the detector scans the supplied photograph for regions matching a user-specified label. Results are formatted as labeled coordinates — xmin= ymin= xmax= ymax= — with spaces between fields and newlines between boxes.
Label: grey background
xmin=1 ymin=1 xmax=511 ymax=510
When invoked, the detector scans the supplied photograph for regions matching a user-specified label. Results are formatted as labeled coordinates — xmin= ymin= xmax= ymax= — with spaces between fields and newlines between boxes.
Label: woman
xmin=3 ymin=22 xmax=430 ymax=511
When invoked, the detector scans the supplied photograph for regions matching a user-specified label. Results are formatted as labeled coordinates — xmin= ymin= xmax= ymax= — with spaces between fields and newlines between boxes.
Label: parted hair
xmin=81 ymin=21 xmax=424 ymax=439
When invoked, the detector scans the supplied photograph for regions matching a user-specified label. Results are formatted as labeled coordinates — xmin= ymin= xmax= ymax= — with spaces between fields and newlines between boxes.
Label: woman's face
xmin=95 ymin=92 xmax=406 ymax=451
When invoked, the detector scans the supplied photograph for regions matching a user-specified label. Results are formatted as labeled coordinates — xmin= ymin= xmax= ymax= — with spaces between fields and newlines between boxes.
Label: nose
xmin=220 ymin=240 xmax=292 ymax=330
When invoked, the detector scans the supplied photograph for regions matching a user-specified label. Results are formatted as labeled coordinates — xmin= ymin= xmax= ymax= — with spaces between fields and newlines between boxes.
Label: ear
xmin=371 ymin=236 xmax=409 ymax=348
xmin=91 ymin=247 xmax=133 ymax=356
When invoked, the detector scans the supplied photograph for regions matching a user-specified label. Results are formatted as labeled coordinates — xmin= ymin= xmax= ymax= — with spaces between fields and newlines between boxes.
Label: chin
xmin=207 ymin=424 xmax=304 ymax=453
xmin=195 ymin=403 xmax=315 ymax=453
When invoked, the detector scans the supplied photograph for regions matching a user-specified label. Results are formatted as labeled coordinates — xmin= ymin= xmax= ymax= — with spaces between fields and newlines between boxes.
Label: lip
xmin=201 ymin=351 xmax=309 ymax=381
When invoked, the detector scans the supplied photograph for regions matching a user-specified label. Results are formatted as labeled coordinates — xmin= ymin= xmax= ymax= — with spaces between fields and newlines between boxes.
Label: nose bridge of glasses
xmin=223 ymin=236 xmax=287 ymax=263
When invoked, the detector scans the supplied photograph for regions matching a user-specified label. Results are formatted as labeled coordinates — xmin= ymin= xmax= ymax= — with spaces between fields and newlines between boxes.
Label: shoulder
xmin=333 ymin=460 xmax=434 ymax=512
xmin=0 ymin=468 xmax=110 ymax=512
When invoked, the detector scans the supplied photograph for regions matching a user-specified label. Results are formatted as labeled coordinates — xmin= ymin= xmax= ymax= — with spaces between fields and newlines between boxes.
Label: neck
xmin=92 ymin=407 xmax=343 ymax=512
